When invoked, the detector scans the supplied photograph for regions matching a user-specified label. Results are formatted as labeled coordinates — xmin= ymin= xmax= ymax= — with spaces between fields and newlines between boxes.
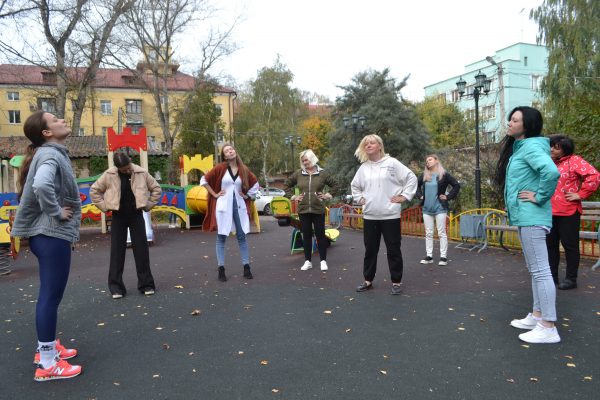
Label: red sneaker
xmin=34 ymin=358 xmax=82 ymax=381
xmin=33 ymin=339 xmax=78 ymax=364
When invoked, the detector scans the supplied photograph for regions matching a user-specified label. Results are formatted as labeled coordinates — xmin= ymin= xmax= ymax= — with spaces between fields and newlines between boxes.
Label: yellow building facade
xmin=0 ymin=64 xmax=236 ymax=150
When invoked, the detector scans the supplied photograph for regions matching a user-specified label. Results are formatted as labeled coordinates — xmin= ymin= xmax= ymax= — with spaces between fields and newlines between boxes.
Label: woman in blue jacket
xmin=495 ymin=106 xmax=560 ymax=344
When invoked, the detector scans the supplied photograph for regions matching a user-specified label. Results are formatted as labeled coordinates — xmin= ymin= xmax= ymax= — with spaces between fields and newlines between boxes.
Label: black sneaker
xmin=243 ymin=264 xmax=253 ymax=279
xmin=420 ymin=256 xmax=433 ymax=264
xmin=218 ymin=266 xmax=227 ymax=282
xmin=558 ymin=279 xmax=577 ymax=290
xmin=438 ymin=257 xmax=448 ymax=266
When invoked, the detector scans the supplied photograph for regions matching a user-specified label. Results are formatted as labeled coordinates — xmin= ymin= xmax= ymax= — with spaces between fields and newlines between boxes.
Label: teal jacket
xmin=504 ymin=136 xmax=559 ymax=227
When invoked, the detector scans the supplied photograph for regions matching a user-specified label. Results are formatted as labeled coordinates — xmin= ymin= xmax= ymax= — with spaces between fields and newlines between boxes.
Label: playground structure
xmin=270 ymin=197 xmax=341 ymax=254
xmin=0 ymin=126 xmax=262 ymax=260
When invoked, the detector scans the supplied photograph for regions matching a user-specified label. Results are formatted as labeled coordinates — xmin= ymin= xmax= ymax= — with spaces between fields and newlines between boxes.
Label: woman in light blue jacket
xmin=495 ymin=106 xmax=560 ymax=344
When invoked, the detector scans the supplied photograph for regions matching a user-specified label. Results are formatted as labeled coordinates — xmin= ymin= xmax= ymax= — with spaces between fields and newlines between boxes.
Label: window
xmin=160 ymin=96 xmax=168 ymax=106
xmin=125 ymin=99 xmax=142 ymax=114
xmin=482 ymin=131 xmax=495 ymax=145
xmin=100 ymin=100 xmax=112 ymax=115
xmin=482 ymin=105 xmax=496 ymax=121
xmin=451 ymin=90 xmax=461 ymax=103
xmin=524 ymin=56 xmax=528 ymax=67
xmin=531 ymin=75 xmax=540 ymax=91
xmin=215 ymin=104 xmax=223 ymax=116
xmin=8 ymin=110 xmax=21 ymax=124
xmin=37 ymin=98 xmax=56 ymax=113
xmin=7 ymin=91 xmax=19 ymax=101
xmin=76 ymin=128 xmax=84 ymax=137
xmin=129 ymin=125 xmax=142 ymax=134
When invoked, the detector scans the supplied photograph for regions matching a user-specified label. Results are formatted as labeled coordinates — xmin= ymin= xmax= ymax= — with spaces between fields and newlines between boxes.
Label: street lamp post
xmin=456 ymin=70 xmax=491 ymax=209
xmin=343 ymin=115 xmax=367 ymax=151
xmin=285 ymin=135 xmax=302 ymax=170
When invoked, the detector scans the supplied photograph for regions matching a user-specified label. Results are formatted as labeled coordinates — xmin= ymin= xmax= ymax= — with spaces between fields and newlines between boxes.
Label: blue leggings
xmin=30 ymin=235 xmax=72 ymax=342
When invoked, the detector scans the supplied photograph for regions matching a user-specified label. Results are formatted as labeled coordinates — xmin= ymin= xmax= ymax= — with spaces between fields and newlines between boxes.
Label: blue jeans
xmin=216 ymin=196 xmax=250 ymax=266
xmin=518 ymin=226 xmax=557 ymax=322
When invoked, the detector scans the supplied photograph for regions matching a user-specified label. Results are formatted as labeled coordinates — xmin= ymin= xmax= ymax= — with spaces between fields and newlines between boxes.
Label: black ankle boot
xmin=243 ymin=264 xmax=253 ymax=279
xmin=558 ymin=279 xmax=577 ymax=290
xmin=218 ymin=266 xmax=227 ymax=282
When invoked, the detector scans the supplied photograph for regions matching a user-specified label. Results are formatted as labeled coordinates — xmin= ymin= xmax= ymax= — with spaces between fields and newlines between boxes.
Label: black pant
xmin=109 ymin=211 xmax=155 ymax=295
xmin=546 ymin=212 xmax=581 ymax=283
xmin=299 ymin=213 xmax=327 ymax=261
xmin=363 ymin=218 xmax=403 ymax=284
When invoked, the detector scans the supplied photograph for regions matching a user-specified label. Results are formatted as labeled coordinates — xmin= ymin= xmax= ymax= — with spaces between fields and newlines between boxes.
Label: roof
xmin=0 ymin=64 xmax=235 ymax=93
xmin=0 ymin=135 xmax=169 ymax=159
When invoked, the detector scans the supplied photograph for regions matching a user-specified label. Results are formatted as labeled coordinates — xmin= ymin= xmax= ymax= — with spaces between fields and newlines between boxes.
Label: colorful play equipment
xmin=270 ymin=197 xmax=341 ymax=254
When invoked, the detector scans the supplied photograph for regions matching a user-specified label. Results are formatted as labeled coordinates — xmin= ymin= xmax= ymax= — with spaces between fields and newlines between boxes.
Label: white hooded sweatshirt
xmin=351 ymin=155 xmax=417 ymax=220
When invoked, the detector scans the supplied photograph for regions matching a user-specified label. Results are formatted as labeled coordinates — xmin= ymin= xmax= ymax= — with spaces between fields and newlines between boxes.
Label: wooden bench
xmin=479 ymin=202 xmax=600 ymax=270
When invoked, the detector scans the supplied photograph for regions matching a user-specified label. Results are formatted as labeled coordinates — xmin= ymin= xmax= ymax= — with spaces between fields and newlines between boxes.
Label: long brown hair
xmin=220 ymin=143 xmax=251 ymax=191
xmin=18 ymin=111 xmax=49 ymax=200
xmin=423 ymin=154 xmax=446 ymax=182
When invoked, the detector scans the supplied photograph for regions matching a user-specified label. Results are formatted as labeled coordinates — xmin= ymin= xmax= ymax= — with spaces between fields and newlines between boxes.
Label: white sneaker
xmin=510 ymin=313 xmax=539 ymax=330
xmin=300 ymin=261 xmax=313 ymax=270
xmin=438 ymin=257 xmax=448 ymax=266
xmin=518 ymin=322 xmax=561 ymax=344
xmin=320 ymin=261 xmax=328 ymax=271
xmin=112 ymin=294 xmax=123 ymax=299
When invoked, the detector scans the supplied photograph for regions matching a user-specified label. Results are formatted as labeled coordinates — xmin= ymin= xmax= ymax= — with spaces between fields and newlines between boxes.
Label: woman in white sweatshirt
xmin=351 ymin=134 xmax=417 ymax=295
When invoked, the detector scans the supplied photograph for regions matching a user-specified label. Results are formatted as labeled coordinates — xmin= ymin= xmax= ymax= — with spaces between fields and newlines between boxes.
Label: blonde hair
xmin=423 ymin=154 xmax=445 ymax=182
xmin=354 ymin=134 xmax=386 ymax=163
xmin=299 ymin=149 xmax=319 ymax=168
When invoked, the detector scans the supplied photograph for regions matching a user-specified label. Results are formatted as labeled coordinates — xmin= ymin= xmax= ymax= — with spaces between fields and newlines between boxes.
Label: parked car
xmin=260 ymin=187 xmax=286 ymax=197
xmin=254 ymin=187 xmax=286 ymax=215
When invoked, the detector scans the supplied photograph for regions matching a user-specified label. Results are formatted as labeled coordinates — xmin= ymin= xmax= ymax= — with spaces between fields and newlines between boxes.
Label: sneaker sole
xmin=34 ymin=369 xmax=82 ymax=381
xmin=438 ymin=262 xmax=447 ymax=266
xmin=300 ymin=267 xmax=313 ymax=271
xmin=420 ymin=261 xmax=433 ymax=264
xmin=518 ymin=334 xmax=561 ymax=344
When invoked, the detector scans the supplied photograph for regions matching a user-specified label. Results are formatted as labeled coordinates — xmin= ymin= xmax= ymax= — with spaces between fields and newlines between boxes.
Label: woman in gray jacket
xmin=11 ymin=111 xmax=82 ymax=381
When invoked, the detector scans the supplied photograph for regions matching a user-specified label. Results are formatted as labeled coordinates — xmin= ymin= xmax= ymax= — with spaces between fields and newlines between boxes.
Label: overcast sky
xmin=186 ymin=0 xmax=545 ymax=102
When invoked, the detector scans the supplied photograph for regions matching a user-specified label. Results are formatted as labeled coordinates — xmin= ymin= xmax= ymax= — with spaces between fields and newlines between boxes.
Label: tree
xmin=0 ymin=0 xmax=133 ymax=134
xmin=175 ymin=81 xmax=223 ymax=159
xmin=532 ymin=0 xmax=600 ymax=166
xmin=415 ymin=96 xmax=472 ymax=149
xmin=298 ymin=116 xmax=332 ymax=163
xmin=328 ymin=68 xmax=430 ymax=191
xmin=106 ymin=0 xmax=238 ymax=180
xmin=233 ymin=57 xmax=306 ymax=184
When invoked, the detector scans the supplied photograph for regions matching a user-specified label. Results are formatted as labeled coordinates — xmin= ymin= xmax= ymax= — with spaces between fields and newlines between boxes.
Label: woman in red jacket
xmin=546 ymin=135 xmax=600 ymax=290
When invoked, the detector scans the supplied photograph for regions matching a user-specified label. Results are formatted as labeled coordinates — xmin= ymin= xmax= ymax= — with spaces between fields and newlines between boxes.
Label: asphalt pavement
xmin=0 ymin=216 xmax=599 ymax=400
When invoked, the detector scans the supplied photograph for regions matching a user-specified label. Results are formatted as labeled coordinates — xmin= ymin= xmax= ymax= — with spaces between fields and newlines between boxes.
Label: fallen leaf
xmin=113 ymin=382 xmax=120 ymax=386
xmin=271 ymin=389 xmax=280 ymax=393
xmin=97 ymin=322 xmax=105 ymax=326
xmin=323 ymin=310 xmax=332 ymax=314
xmin=383 ymin=354 xmax=389 ymax=359
xmin=564 ymin=355 xmax=573 ymax=359
xmin=260 ymin=360 xmax=269 ymax=365
xmin=188 ymin=352 xmax=194 ymax=356
xmin=238 ymin=351 xmax=244 ymax=355
xmin=153 ymin=374 xmax=160 ymax=378
xmin=345 ymin=328 xmax=352 ymax=333
xmin=203 ymin=255 xmax=209 ymax=259
xmin=566 ymin=363 xmax=576 ymax=368
xmin=190 ymin=309 xmax=201 ymax=316
xmin=156 ymin=326 xmax=163 ymax=330
xmin=448 ymin=308 xmax=455 ymax=311
xmin=457 ymin=327 xmax=465 ymax=331
xmin=583 ymin=376 xmax=592 ymax=381
xmin=521 ymin=344 xmax=530 ymax=349
xmin=506 ymin=378 xmax=515 ymax=383
xmin=175 ymin=285 xmax=184 ymax=289
xmin=530 ymin=377 xmax=539 ymax=383
xmin=162 ymin=343 xmax=170 ymax=350
xmin=380 ymin=370 xmax=387 ymax=375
